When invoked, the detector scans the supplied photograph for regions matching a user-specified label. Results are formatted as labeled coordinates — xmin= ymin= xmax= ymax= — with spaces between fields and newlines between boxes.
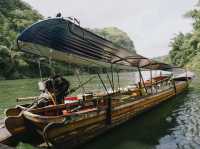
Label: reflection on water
xmin=156 ymin=80 xmax=200 ymax=149
xmin=0 ymin=73 xmax=200 ymax=149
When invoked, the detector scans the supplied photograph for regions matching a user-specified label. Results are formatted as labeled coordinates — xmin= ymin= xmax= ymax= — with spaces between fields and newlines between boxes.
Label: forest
xmin=1 ymin=0 xmax=200 ymax=80
xmin=169 ymin=5 xmax=200 ymax=73
xmin=0 ymin=0 xmax=135 ymax=80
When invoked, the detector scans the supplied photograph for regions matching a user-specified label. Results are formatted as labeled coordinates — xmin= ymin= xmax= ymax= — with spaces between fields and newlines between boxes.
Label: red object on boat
xmin=64 ymin=97 xmax=78 ymax=101
xmin=64 ymin=96 xmax=80 ymax=104
xmin=62 ymin=110 xmax=70 ymax=115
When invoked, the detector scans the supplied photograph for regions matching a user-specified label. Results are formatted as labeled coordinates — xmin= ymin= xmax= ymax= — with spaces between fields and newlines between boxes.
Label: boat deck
xmin=0 ymin=119 xmax=12 ymax=144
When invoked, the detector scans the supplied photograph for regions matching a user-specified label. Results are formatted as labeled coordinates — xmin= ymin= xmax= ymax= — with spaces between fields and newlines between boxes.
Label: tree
xmin=91 ymin=27 xmax=135 ymax=52
xmin=169 ymin=5 xmax=200 ymax=72
xmin=0 ymin=0 xmax=137 ymax=79
xmin=0 ymin=0 xmax=43 ymax=79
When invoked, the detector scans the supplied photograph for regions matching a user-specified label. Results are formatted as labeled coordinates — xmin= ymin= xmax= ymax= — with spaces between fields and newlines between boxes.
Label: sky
xmin=23 ymin=0 xmax=197 ymax=58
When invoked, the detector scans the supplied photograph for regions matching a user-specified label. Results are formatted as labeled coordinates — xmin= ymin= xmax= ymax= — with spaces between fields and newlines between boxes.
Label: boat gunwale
xmin=22 ymin=81 xmax=187 ymax=124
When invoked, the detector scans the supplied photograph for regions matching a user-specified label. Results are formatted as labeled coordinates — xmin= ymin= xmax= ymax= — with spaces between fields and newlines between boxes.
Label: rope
xmin=47 ymin=91 xmax=56 ymax=105
xmin=42 ymin=122 xmax=54 ymax=148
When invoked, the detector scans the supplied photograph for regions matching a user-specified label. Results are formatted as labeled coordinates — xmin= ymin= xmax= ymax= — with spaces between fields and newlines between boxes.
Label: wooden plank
xmin=20 ymin=81 xmax=188 ymax=146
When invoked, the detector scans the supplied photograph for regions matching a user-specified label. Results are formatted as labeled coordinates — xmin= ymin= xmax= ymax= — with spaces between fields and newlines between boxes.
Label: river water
xmin=0 ymin=72 xmax=199 ymax=149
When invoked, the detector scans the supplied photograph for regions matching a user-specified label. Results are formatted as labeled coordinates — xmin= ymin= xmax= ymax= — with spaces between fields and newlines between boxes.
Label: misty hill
xmin=91 ymin=27 xmax=135 ymax=52
xmin=153 ymin=55 xmax=171 ymax=64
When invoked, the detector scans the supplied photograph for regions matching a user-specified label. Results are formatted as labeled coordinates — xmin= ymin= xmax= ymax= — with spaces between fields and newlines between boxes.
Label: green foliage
xmin=91 ymin=27 xmax=135 ymax=52
xmin=186 ymin=53 xmax=200 ymax=73
xmin=0 ymin=0 xmax=136 ymax=80
xmin=0 ymin=0 xmax=43 ymax=80
xmin=169 ymin=6 xmax=200 ymax=71
xmin=185 ymin=9 xmax=200 ymax=31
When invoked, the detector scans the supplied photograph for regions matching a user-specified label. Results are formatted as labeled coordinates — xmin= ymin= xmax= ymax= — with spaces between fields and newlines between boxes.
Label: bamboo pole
xmin=97 ymin=72 xmax=112 ymax=125
xmin=111 ymin=64 xmax=115 ymax=92
xmin=137 ymin=67 xmax=148 ymax=94
xmin=150 ymin=69 xmax=153 ymax=94
xmin=106 ymin=71 xmax=114 ymax=92
xmin=75 ymin=69 xmax=85 ymax=94
xmin=16 ymin=96 xmax=38 ymax=102
xmin=116 ymin=70 xmax=120 ymax=91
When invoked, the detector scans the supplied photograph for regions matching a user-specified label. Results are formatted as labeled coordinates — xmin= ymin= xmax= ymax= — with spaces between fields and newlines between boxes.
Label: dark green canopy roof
xmin=17 ymin=18 xmax=174 ymax=71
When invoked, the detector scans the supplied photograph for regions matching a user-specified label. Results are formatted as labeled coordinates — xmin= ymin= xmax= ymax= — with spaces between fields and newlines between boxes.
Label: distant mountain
xmin=153 ymin=55 xmax=171 ymax=64
xmin=90 ymin=27 xmax=136 ymax=52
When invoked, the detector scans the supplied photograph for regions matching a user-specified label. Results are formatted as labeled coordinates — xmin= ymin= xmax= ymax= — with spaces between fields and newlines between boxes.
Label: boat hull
xmin=23 ymin=81 xmax=188 ymax=148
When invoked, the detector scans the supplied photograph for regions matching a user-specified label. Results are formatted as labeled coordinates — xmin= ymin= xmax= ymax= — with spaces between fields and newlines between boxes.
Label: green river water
xmin=0 ymin=72 xmax=199 ymax=149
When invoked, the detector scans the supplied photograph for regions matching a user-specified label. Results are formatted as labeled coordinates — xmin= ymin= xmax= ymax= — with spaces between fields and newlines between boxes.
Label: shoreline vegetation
xmin=156 ymin=2 xmax=200 ymax=74
xmin=0 ymin=0 xmax=135 ymax=80
xmin=1 ymin=0 xmax=200 ymax=80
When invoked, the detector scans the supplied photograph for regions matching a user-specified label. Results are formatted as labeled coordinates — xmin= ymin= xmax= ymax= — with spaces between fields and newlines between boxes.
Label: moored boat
xmin=0 ymin=17 xmax=192 ymax=148
xmin=21 ymin=81 xmax=187 ymax=148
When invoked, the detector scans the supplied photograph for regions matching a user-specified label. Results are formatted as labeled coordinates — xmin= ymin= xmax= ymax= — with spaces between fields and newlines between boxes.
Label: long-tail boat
xmin=0 ymin=17 xmax=192 ymax=148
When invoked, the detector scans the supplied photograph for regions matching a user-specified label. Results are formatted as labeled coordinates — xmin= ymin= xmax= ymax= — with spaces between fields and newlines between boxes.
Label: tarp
xmin=139 ymin=59 xmax=173 ymax=71
xmin=17 ymin=18 xmax=174 ymax=71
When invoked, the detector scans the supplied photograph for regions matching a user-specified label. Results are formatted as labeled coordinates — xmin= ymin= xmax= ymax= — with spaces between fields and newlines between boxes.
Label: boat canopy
xmin=17 ymin=18 xmax=173 ymax=71
xmin=139 ymin=59 xmax=174 ymax=71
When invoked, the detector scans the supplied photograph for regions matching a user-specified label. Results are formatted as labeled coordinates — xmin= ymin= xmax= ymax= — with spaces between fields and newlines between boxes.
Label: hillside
xmin=153 ymin=55 xmax=171 ymax=64
xmin=0 ymin=0 xmax=136 ymax=80
xmin=0 ymin=0 xmax=43 ymax=79
xmin=91 ymin=27 xmax=135 ymax=52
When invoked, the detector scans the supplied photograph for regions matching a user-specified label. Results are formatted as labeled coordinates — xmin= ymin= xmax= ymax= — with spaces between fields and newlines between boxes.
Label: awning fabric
xmin=139 ymin=59 xmax=173 ymax=71
xmin=17 ymin=18 xmax=174 ymax=71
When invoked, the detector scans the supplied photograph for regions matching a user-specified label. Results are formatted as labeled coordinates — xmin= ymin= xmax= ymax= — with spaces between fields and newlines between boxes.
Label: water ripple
xmin=156 ymin=85 xmax=200 ymax=149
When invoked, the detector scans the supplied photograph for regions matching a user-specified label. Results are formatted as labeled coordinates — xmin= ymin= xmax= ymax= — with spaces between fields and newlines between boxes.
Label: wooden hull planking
xmin=22 ymin=81 xmax=188 ymax=147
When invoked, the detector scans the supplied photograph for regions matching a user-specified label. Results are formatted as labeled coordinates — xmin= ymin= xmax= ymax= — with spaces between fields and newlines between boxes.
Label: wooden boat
xmin=21 ymin=81 xmax=187 ymax=148
xmin=173 ymin=71 xmax=195 ymax=81
xmin=1 ymin=77 xmax=189 ymax=147
xmin=0 ymin=17 xmax=192 ymax=148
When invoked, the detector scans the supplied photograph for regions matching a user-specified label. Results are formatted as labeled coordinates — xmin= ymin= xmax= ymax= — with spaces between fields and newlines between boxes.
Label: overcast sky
xmin=23 ymin=0 xmax=197 ymax=58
